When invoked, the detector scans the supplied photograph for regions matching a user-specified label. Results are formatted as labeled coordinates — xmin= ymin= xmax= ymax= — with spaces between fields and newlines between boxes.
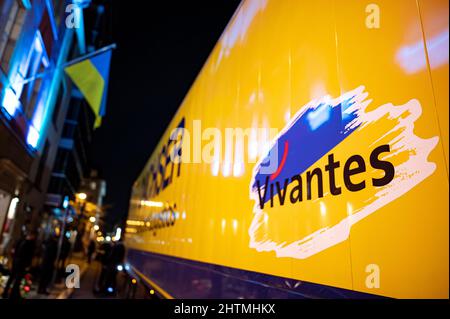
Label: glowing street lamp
xmin=114 ymin=227 xmax=122 ymax=241
xmin=77 ymin=193 xmax=87 ymax=200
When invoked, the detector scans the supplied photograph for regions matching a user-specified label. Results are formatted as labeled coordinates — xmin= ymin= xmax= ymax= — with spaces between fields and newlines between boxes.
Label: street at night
xmin=0 ymin=0 xmax=449 ymax=316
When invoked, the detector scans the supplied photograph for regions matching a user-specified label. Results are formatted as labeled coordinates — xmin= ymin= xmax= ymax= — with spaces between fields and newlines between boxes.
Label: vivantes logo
xmin=249 ymin=86 xmax=439 ymax=259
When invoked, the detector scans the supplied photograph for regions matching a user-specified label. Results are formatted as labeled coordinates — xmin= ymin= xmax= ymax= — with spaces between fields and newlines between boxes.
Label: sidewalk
xmin=27 ymin=252 xmax=89 ymax=299
xmin=69 ymin=259 xmax=116 ymax=299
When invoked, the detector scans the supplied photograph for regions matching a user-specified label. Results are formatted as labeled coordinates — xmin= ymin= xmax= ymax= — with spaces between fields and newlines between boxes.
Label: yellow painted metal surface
xmin=125 ymin=0 xmax=449 ymax=298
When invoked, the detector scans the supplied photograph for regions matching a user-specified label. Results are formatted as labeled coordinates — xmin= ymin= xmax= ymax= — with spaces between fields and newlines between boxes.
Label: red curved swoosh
xmin=270 ymin=140 xmax=289 ymax=181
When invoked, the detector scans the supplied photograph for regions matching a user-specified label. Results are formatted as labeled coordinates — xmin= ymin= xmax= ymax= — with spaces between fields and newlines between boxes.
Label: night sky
xmin=89 ymin=1 xmax=241 ymax=229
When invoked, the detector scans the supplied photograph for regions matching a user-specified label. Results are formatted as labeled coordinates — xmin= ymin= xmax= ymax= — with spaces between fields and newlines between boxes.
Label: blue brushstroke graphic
xmin=253 ymin=96 xmax=360 ymax=204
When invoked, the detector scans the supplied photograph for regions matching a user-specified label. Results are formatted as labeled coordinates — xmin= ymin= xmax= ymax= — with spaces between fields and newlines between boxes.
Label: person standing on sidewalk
xmin=94 ymin=241 xmax=112 ymax=293
xmin=37 ymin=233 xmax=58 ymax=295
xmin=2 ymin=229 xmax=36 ymax=299
xmin=57 ymin=235 xmax=71 ymax=279
xmin=104 ymin=241 xmax=125 ymax=295
xmin=87 ymin=240 xmax=96 ymax=264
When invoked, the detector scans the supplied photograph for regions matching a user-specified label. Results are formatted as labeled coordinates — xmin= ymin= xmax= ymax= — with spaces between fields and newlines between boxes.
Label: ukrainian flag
xmin=65 ymin=49 xmax=112 ymax=128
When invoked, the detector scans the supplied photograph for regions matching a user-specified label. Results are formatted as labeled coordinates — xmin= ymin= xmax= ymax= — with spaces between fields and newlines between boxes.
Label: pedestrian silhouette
xmin=94 ymin=241 xmax=112 ymax=293
xmin=104 ymin=241 xmax=125 ymax=294
xmin=87 ymin=240 xmax=96 ymax=264
xmin=37 ymin=233 xmax=58 ymax=295
xmin=57 ymin=235 xmax=71 ymax=278
xmin=2 ymin=229 xmax=36 ymax=299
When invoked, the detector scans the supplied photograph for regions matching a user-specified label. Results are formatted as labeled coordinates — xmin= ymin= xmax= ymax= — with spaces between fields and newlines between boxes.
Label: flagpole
xmin=63 ymin=43 xmax=117 ymax=68
xmin=18 ymin=43 xmax=117 ymax=84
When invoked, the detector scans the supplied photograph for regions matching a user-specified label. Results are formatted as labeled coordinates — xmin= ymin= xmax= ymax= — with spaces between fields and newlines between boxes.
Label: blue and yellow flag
xmin=65 ymin=49 xmax=112 ymax=128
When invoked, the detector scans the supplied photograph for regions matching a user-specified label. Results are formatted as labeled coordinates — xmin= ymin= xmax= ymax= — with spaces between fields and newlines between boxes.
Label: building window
xmin=0 ymin=0 xmax=27 ymax=75
xmin=39 ymin=6 xmax=54 ymax=58
xmin=19 ymin=32 xmax=49 ymax=120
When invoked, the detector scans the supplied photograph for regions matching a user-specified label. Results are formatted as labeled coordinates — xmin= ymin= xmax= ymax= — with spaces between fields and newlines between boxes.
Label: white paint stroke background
xmin=248 ymin=86 xmax=439 ymax=259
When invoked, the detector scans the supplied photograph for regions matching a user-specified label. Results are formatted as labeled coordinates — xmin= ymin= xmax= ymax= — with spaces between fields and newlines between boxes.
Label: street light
xmin=93 ymin=225 xmax=99 ymax=231
xmin=89 ymin=216 xmax=96 ymax=223
xmin=114 ymin=227 xmax=122 ymax=241
xmin=62 ymin=196 xmax=69 ymax=209
xmin=77 ymin=193 xmax=87 ymax=200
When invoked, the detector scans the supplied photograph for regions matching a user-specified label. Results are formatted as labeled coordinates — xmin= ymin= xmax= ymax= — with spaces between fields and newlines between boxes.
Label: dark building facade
xmin=0 ymin=0 xmax=111 ymax=257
